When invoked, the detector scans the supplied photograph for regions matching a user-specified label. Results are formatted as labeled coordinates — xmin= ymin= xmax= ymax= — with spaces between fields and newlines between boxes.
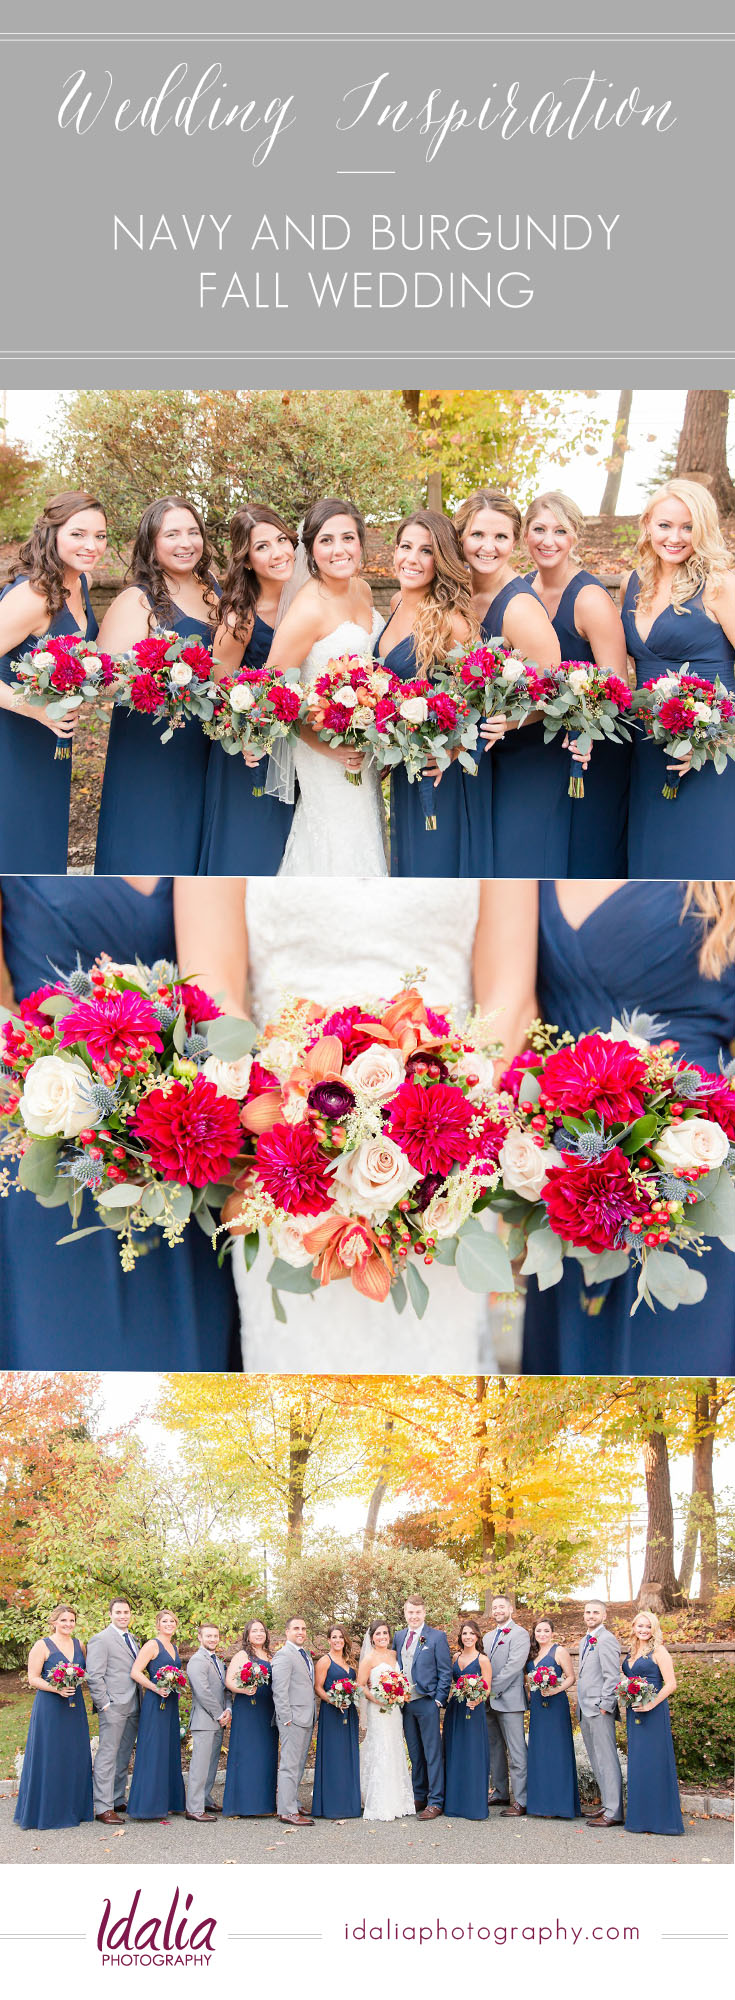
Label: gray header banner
xmin=1 ymin=2 xmax=732 ymax=387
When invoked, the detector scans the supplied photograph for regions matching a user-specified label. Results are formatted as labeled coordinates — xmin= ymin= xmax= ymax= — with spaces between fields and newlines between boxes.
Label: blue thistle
xmin=616 ymin=1223 xmax=644 ymax=1261
xmin=154 ymin=1002 xmax=177 ymax=1030
xmin=59 ymin=1151 xmax=104 ymax=1190
xmin=619 ymin=1006 xmax=668 ymax=1041
xmin=672 ymin=1069 xmax=703 ymax=1099
xmin=184 ymin=1032 xmax=209 ymax=1061
xmin=48 ymin=955 xmax=94 ymax=998
xmin=79 ymin=1079 xmax=120 ymax=1117
xmin=658 ymin=1172 xmax=691 ymax=1201
xmin=553 ymin=1127 xmax=613 ymax=1161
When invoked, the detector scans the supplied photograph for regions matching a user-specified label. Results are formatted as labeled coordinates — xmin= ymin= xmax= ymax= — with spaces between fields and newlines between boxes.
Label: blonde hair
xmin=524 ymin=490 xmax=584 ymax=543
xmin=682 ymin=882 xmax=735 ymax=979
xmin=395 ymin=510 xmax=478 ymax=673
xmin=455 ymin=488 xmax=522 ymax=546
xmin=635 ymin=479 xmax=734 ymax=614
xmin=630 ymin=1610 xmax=663 ymax=1656
xmin=155 ymin=1607 xmax=178 ymax=1631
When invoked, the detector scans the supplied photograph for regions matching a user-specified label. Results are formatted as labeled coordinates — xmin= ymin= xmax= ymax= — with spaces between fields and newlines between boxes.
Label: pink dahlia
xmin=57 ymin=990 xmax=164 ymax=1065
xmin=540 ymin=1033 xmax=648 ymax=1127
xmin=657 ymin=697 xmax=691 ymax=733
xmin=131 ymin=635 xmax=173 ymax=672
xmin=387 ymin=1080 xmax=475 ymax=1176
xmin=428 ymin=692 xmax=459 ymax=730
xmin=255 ymin=1122 xmax=333 ymax=1215
xmin=176 ymin=981 xmax=222 ymax=1029
xmin=50 ymin=657 xmax=87 ymax=692
xmin=268 ymin=684 xmax=301 ymax=723
xmin=179 ymin=641 xmax=212 ymax=680
xmin=543 ymin=1147 xmax=647 ymax=1253
xmin=320 ymin=1005 xmax=382 ymax=1064
xmin=246 ymin=1058 xmax=281 ymax=1100
xmin=19 ymin=983 xmax=63 ymax=1030
xmin=129 ymin=672 xmax=164 ymax=714
xmin=689 ymin=1065 xmax=735 ymax=1140
xmin=425 ymin=1006 xmax=451 ymax=1038
xmin=134 ymin=1074 xmax=243 ymax=1186
xmin=323 ymin=700 xmax=353 ymax=732
xmin=601 ymin=675 xmax=632 ymax=708
xmin=374 ymin=696 xmax=398 ymax=731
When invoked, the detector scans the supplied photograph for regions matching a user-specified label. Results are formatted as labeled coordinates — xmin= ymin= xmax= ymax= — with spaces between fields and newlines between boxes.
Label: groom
xmin=394 ymin=1595 xmax=452 ymax=1820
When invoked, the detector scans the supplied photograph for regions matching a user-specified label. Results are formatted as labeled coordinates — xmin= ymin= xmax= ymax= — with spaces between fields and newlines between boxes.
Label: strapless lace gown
xmin=233 ymin=877 xmax=499 ymax=1372
xmin=361 ymin=1667 xmax=415 ymax=1821
xmin=279 ymin=613 xmax=388 ymax=876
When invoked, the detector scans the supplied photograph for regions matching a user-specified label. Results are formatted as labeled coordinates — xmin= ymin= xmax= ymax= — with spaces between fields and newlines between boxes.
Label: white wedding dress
xmin=360 ymin=1667 xmax=416 ymax=1821
xmin=279 ymin=613 xmax=388 ymax=877
xmin=233 ymin=877 xmax=499 ymax=1373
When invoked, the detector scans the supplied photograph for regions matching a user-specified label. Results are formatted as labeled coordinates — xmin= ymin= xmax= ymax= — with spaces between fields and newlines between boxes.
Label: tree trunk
xmin=401 ymin=390 xmax=421 ymax=421
xmin=427 ymin=467 xmax=443 ymax=511
xmin=287 ymin=1411 xmax=316 ymax=1553
xmin=363 ymin=1417 xmax=394 ymax=1548
xmin=676 ymin=1383 xmax=721 ymax=1599
xmin=599 ymin=389 xmax=634 ymax=515
xmin=472 ymin=1377 xmax=497 ymax=1611
xmin=675 ymin=391 xmax=735 ymax=516
xmin=638 ymin=1425 xmax=678 ymax=1611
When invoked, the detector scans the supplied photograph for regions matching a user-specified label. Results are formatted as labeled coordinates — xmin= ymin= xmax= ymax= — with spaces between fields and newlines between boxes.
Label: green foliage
xmin=668 ymin=1658 xmax=735 ymax=1785
xmin=408 ymin=389 xmax=605 ymax=513
xmin=0 ymin=438 xmax=46 ymax=540
xmin=270 ymin=1534 xmax=464 ymax=1640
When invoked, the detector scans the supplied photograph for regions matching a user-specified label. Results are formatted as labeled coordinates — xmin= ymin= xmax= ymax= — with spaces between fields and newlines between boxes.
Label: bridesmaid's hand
xmin=40 ymin=710 xmax=78 ymax=741
xmin=242 ymin=749 xmax=266 ymax=768
xmin=479 ymin=717 xmax=507 ymax=747
xmin=667 ymin=749 xmax=693 ymax=777
xmin=563 ymin=732 xmax=592 ymax=769
xmin=56 ymin=1686 xmax=73 ymax=1699
xmin=422 ymin=754 xmax=444 ymax=787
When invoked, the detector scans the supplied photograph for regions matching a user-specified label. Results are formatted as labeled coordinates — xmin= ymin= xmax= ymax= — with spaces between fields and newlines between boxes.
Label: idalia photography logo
xmin=97 ymin=1887 xmax=216 ymax=1967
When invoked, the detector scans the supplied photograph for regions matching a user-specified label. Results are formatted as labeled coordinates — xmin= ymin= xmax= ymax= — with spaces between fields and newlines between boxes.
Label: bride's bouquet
xmin=10 ymin=636 xmax=118 ymax=758
xmin=367 ymin=677 xmax=478 ymax=829
xmin=329 ymin=1676 xmax=360 ymax=1723
xmin=303 ymin=654 xmax=392 ymax=786
xmin=374 ymin=1669 xmax=410 ymax=1713
xmin=224 ymin=981 xmax=515 ymax=1320
xmin=201 ymin=664 xmax=303 ymax=794
xmin=111 ymin=631 xmax=218 ymax=742
xmin=493 ymin=1017 xmax=735 ymax=1314
xmin=528 ymin=660 xmax=635 ymax=799
xmin=631 ymin=670 xmax=735 ymax=799
xmin=451 ymin=1671 xmax=487 ymax=1715
xmin=0 ymin=957 xmax=254 ymax=1269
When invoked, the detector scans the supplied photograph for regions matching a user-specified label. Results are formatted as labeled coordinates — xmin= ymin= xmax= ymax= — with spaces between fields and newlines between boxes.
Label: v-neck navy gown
xmin=375 ymin=617 xmax=472 ymax=877
xmin=522 ymin=880 xmax=735 ymax=1375
xmin=624 ymin=573 xmax=735 ymax=877
xmin=127 ymin=1642 xmax=186 ymax=1819
xmin=487 ymin=580 xmax=573 ymax=876
xmin=0 ymin=572 xmax=97 ymax=873
xmin=312 ymin=1661 xmax=361 ymax=1818
xmin=442 ymin=1656 xmax=490 ymax=1819
xmin=527 ymin=568 xmax=631 ymax=876
xmin=526 ymin=1646 xmax=581 ymax=1820
xmin=95 ymin=589 xmax=219 ymax=874
xmin=621 ymin=1654 xmax=683 ymax=1835
xmin=15 ymin=1636 xmax=94 ymax=1829
xmin=198 ymin=614 xmax=294 ymax=874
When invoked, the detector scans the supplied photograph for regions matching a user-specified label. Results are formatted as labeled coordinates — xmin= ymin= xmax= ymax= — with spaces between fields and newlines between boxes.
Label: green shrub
xmin=668 ymin=1658 xmax=735 ymax=1785
xmin=270 ymin=1535 xmax=463 ymax=1642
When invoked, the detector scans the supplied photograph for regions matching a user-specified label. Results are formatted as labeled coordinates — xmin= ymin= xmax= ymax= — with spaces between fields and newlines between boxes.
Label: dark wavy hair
xmin=128 ymin=496 xmax=219 ymax=632
xmin=218 ymin=504 xmax=297 ymax=642
xmin=241 ymin=1617 xmax=272 ymax=1661
xmin=393 ymin=508 xmax=477 ymax=672
xmin=529 ymin=1613 xmax=556 ymax=1662
xmin=455 ymin=1616 xmax=484 ymax=1656
xmin=369 ymin=1615 xmax=392 ymax=1643
xmin=13 ymin=490 xmax=107 ymax=618
xmin=302 ymin=496 xmax=367 ymax=576
xmin=327 ymin=1623 xmax=354 ymax=1665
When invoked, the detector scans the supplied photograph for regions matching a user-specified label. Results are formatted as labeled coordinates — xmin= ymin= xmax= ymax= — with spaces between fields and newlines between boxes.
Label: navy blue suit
xmin=393 ymin=1624 xmax=452 ymax=1810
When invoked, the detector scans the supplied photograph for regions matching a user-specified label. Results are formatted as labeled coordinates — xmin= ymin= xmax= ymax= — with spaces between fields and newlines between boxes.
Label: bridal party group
xmin=1 ymin=478 xmax=733 ymax=880
xmin=13 ymin=1593 xmax=684 ymax=1841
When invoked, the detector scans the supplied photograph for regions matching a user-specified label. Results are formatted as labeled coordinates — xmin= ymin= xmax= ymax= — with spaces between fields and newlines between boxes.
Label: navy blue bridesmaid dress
xmin=442 ymin=1656 xmax=490 ymax=1819
xmin=0 ymin=875 xmax=239 ymax=1371
xmin=127 ymin=1642 xmax=186 ymax=1819
xmin=222 ymin=1668 xmax=278 ymax=1816
xmin=15 ymin=1636 xmax=94 ymax=1829
xmin=622 ymin=1654 xmax=683 ymax=1835
xmin=528 ymin=568 xmax=630 ymax=876
xmin=0 ymin=572 xmax=97 ymax=873
xmin=522 ymin=880 xmax=735 ymax=1375
xmin=312 ymin=1661 xmax=361 ymax=1818
xmin=487 ymin=581 xmax=573 ymax=876
xmin=199 ymin=614 xmax=294 ymax=874
xmin=95 ymin=590 xmax=220 ymax=874
xmin=624 ymin=573 xmax=735 ymax=877
xmin=526 ymin=1646 xmax=581 ymax=1820
xmin=375 ymin=618 xmax=472 ymax=877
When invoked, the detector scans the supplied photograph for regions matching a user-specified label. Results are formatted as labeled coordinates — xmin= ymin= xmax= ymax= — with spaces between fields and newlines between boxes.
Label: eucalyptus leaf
xmin=168 ymin=1184 xmax=193 ymax=1221
xmin=520 ymin=1226 xmax=564 ymax=1281
xmin=690 ymin=1166 xmax=735 ymax=1242
xmin=140 ymin=1184 xmax=166 ymax=1218
xmin=38 ymin=993 xmax=75 ymax=1019
xmin=243 ymin=1231 xmax=260 ymax=1272
xmin=96 ymin=1183 xmax=144 ymax=1208
xmin=267 ymin=1258 xmax=320 ymax=1296
xmin=18 ymin=1139 xmax=61 ymax=1197
xmin=37 ymin=1177 xmax=77 ymax=1209
xmin=271 ymin=1288 xmax=287 ymax=1324
xmin=455 ymin=1225 xmax=514 ymax=1295
xmin=405 ymin=1260 xmax=430 ymax=1319
xmin=430 ymin=1235 xmax=458 ymax=1266
xmin=53 ymin=1225 xmax=107 ymax=1245
xmin=391 ymin=1275 xmax=407 ymax=1315
xmin=518 ymin=1069 xmax=540 ymax=1106
xmin=643 ymin=1248 xmax=708 ymax=1311
xmin=172 ymin=1006 xmax=188 ymax=1054
xmin=205 ymin=1014 xmax=258 ymax=1060
xmin=572 ymin=1248 xmax=631 ymax=1284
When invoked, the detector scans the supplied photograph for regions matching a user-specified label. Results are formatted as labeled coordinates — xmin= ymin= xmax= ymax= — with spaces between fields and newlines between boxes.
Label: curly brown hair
xmin=394 ymin=509 xmax=478 ymax=673
xmin=218 ymin=505 xmax=297 ymax=643
xmin=128 ymin=497 xmax=219 ymax=633
xmin=13 ymin=490 xmax=107 ymax=618
xmin=241 ymin=1617 xmax=272 ymax=1661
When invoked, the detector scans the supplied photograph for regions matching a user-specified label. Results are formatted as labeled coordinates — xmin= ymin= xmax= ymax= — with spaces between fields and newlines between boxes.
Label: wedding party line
xmin=12 ymin=1592 xmax=685 ymax=1842
xmin=1 ymin=479 xmax=734 ymax=880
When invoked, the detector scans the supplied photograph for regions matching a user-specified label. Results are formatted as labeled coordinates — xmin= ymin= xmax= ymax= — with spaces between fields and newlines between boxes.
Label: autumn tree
xmin=0 ymin=436 xmax=45 ymax=540
xmin=599 ymin=390 xmax=634 ymax=515
xmin=400 ymin=390 xmax=604 ymax=514
xmin=675 ymin=390 xmax=735 ymax=516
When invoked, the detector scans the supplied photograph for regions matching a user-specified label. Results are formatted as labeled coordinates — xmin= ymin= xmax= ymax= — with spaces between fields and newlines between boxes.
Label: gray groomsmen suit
xmin=85 ymin=1623 xmax=141 ymax=1813
xmin=483 ymin=1620 xmax=531 ymax=1808
xmin=577 ymin=1624 xmax=624 ymax=1820
xmin=186 ymin=1645 xmax=232 ymax=1816
xmin=270 ymin=1641 xmax=317 ymax=1817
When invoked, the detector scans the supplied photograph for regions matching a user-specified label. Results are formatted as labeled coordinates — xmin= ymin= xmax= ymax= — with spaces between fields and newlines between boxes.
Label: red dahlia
xmin=131 ymin=635 xmax=173 ymax=672
xmin=129 ymin=672 xmax=164 ymax=713
xmin=428 ymin=692 xmax=459 ymax=729
xmin=387 ymin=1080 xmax=475 ymax=1177
xmin=179 ymin=642 xmax=213 ymax=680
xmin=539 ymin=1032 xmax=648 ymax=1127
xmin=19 ymin=983 xmax=63 ymax=1030
xmin=133 ymin=1074 xmax=243 ymax=1186
xmin=268 ymin=685 xmax=301 ymax=722
xmin=57 ymin=990 xmax=164 ymax=1065
xmin=689 ymin=1065 xmax=735 ymax=1140
xmin=50 ymin=658 xmax=87 ymax=692
xmin=176 ymin=981 xmax=222 ymax=1029
xmin=254 ymin=1122 xmax=333 ymax=1215
xmin=543 ymin=1147 xmax=646 ymax=1253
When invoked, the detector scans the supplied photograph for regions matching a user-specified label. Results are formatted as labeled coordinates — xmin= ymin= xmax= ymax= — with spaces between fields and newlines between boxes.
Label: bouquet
xmin=532 ymin=661 xmax=635 ymax=800
xmin=374 ymin=1670 xmax=410 ymax=1713
xmin=225 ymin=981 xmax=515 ymax=1321
xmin=48 ymin=1661 xmax=86 ymax=1707
xmin=237 ymin=1661 xmax=271 ymax=1698
xmin=367 ymin=675 xmax=478 ymax=829
xmin=328 ymin=1676 xmax=360 ymax=1723
xmin=616 ymin=1671 xmax=656 ymax=1721
xmin=530 ymin=1664 xmax=560 ymax=1704
xmin=494 ymin=1016 xmax=735 ymax=1315
xmin=202 ymin=665 xmax=303 ymax=796
xmin=451 ymin=1671 xmax=487 ymax=1715
xmin=304 ymin=655 xmax=393 ymax=787
xmin=0 ymin=956 xmax=256 ymax=1270
xmin=153 ymin=1665 xmax=188 ymax=1709
xmin=11 ymin=636 xmax=117 ymax=759
xmin=631 ymin=670 xmax=735 ymax=799
xmin=112 ymin=631 xmax=217 ymax=742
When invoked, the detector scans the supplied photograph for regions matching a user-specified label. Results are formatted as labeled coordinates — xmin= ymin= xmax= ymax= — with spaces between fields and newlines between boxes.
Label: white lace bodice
xmin=278 ymin=613 xmax=389 ymax=877
xmin=298 ymin=611 xmax=385 ymax=689
xmin=361 ymin=1665 xmax=415 ymax=1821
xmin=245 ymin=877 xmax=481 ymax=1029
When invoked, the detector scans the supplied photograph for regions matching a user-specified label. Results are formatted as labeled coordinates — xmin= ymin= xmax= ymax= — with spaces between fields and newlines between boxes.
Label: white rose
xmin=342 ymin=1044 xmax=406 ymax=1103
xmin=567 ymin=668 xmax=590 ymax=696
xmin=19 ymin=1054 xmax=96 ymax=1139
xmin=334 ymin=685 xmax=359 ymax=709
xmin=271 ymin=1211 xmax=325 ymax=1268
xmin=454 ymin=1048 xmax=497 ymax=1100
xmin=229 ymin=683 xmax=255 ymax=712
xmin=500 ymin=661 xmax=524 ymax=684
xmin=499 ymin=1127 xmax=562 ymax=1202
xmin=399 ymin=696 xmax=429 ymax=723
xmin=201 ymin=1052 xmax=252 ymax=1100
xmin=670 ymin=739 xmax=692 ymax=759
xmin=654 ymin=675 xmax=679 ymax=697
xmin=262 ymin=1037 xmax=301 ymax=1079
xmin=33 ymin=651 xmax=56 ymax=672
xmin=332 ymin=1135 xmax=420 ymax=1218
xmin=652 ymin=1117 xmax=730 ymax=1175
xmin=353 ymin=705 xmax=374 ymax=728
xmin=422 ymin=1179 xmax=476 ymax=1240
xmin=691 ymin=702 xmax=711 ymax=721
xmin=169 ymin=662 xmax=193 ymax=687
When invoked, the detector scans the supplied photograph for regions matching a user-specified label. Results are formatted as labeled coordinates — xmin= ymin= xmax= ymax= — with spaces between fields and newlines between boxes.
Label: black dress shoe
xmin=488 ymin=1793 xmax=510 ymax=1807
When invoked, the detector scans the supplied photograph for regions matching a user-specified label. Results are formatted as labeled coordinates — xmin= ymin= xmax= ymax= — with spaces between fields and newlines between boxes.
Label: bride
xmin=357 ymin=1620 xmax=415 ymax=1821
xmin=174 ymin=875 xmax=538 ymax=1373
xmin=264 ymin=497 xmax=388 ymax=876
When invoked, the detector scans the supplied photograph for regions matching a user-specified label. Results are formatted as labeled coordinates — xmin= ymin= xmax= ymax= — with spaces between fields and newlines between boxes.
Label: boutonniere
xmin=588 ymin=1634 xmax=598 ymax=1647
xmin=501 ymin=1626 xmax=511 ymax=1635
xmin=418 ymin=1636 xmax=427 ymax=1648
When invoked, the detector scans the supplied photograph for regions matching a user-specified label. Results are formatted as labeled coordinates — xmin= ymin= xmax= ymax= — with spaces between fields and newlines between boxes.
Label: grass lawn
xmin=0 ymin=1671 xmax=98 ymax=1780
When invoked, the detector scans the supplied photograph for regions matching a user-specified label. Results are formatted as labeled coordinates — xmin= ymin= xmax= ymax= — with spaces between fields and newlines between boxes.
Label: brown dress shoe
xmin=205 ymin=1802 xmax=222 ymax=1813
xmin=279 ymin=1811 xmax=314 ymax=1825
xmin=185 ymin=1810 xmax=217 ymax=1822
xmin=96 ymin=1810 xmax=124 ymax=1824
xmin=586 ymin=1812 xmax=623 ymax=1828
xmin=488 ymin=1793 xmax=510 ymax=1807
xmin=500 ymin=1804 xmax=526 ymax=1817
xmin=416 ymin=1804 xmax=443 ymax=1820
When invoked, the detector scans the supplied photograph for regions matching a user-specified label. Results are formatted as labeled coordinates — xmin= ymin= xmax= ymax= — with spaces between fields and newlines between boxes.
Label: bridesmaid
xmin=443 ymin=1618 xmax=491 ymax=1820
xmin=222 ymin=1618 xmax=278 ymax=1817
xmin=0 ymin=491 xmax=107 ymax=871
xmin=523 ymin=491 xmax=631 ymax=875
xmin=521 ymin=877 xmax=735 ymax=1375
xmin=622 ymin=1612 xmax=683 ymax=1836
xmin=199 ymin=506 xmax=297 ymax=874
xmin=312 ymin=1624 xmax=361 ymax=1819
xmin=127 ymin=1610 xmax=186 ymax=1820
xmin=0 ymin=874 xmax=239 ymax=1371
xmin=525 ymin=1616 xmax=581 ymax=1821
xmin=624 ymin=481 xmax=735 ymax=877
xmin=94 ymin=498 xmax=220 ymax=873
xmin=15 ymin=1603 xmax=94 ymax=1830
xmin=375 ymin=510 xmax=477 ymax=876
xmin=455 ymin=489 xmax=570 ymax=877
